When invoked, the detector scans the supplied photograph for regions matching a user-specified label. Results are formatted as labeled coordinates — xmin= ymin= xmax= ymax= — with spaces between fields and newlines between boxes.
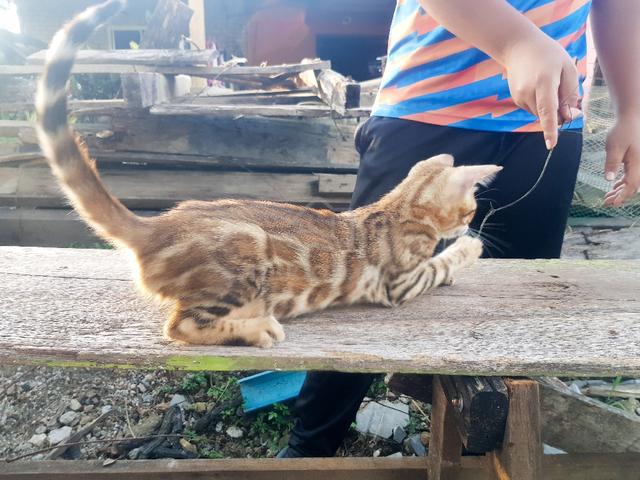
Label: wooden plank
xmin=428 ymin=376 xmax=463 ymax=480
xmin=0 ymin=100 xmax=125 ymax=114
xmin=0 ymin=208 xmax=160 ymax=247
xmin=11 ymin=113 xmax=361 ymax=169
xmin=315 ymin=69 xmax=361 ymax=115
xmin=149 ymin=102 xmax=370 ymax=118
xmin=5 ymin=60 xmax=332 ymax=77
xmin=2 ymin=455 xmax=640 ymax=480
xmin=538 ymin=377 xmax=640 ymax=453
xmin=27 ymin=49 xmax=218 ymax=66
xmin=317 ymin=174 xmax=357 ymax=195
xmin=0 ymin=457 xmax=486 ymax=480
xmin=121 ymin=73 xmax=190 ymax=108
xmin=0 ymin=166 xmax=352 ymax=210
xmin=489 ymin=380 xmax=542 ymax=480
xmin=0 ymin=249 xmax=639 ymax=375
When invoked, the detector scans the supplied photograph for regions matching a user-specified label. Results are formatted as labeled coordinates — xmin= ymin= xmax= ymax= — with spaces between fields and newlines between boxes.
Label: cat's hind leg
xmin=164 ymin=305 xmax=285 ymax=348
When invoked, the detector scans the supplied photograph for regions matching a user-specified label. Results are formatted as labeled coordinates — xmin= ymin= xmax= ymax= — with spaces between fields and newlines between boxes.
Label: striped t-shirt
xmin=372 ymin=0 xmax=591 ymax=132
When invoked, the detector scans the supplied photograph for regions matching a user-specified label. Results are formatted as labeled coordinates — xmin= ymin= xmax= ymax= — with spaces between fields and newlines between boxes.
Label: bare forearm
xmin=591 ymin=0 xmax=640 ymax=118
xmin=419 ymin=0 xmax=544 ymax=65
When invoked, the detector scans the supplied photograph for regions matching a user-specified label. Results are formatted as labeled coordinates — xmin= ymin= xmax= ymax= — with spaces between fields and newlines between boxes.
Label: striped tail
xmin=35 ymin=0 xmax=148 ymax=249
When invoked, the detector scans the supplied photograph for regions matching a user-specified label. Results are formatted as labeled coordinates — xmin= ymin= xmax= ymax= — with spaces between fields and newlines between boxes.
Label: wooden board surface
xmin=1 ymin=248 xmax=639 ymax=376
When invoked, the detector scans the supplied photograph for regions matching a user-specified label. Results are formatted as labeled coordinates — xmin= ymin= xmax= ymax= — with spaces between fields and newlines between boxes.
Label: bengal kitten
xmin=36 ymin=0 xmax=501 ymax=347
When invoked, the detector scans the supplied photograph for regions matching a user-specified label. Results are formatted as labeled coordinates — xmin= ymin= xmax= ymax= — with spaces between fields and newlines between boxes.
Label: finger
xmin=604 ymin=139 xmax=625 ymax=181
xmin=558 ymin=62 xmax=579 ymax=122
xmin=536 ymin=82 xmax=559 ymax=149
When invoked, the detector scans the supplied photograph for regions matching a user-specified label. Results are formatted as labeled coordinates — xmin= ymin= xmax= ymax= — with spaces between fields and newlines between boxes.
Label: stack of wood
xmin=0 ymin=47 xmax=379 ymax=245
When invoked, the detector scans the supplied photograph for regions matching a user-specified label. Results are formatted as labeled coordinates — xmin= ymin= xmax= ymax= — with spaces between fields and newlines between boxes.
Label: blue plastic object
xmin=238 ymin=371 xmax=308 ymax=412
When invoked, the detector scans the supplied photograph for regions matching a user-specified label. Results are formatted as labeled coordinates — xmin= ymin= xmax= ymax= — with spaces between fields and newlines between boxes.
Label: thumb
xmin=604 ymin=136 xmax=625 ymax=181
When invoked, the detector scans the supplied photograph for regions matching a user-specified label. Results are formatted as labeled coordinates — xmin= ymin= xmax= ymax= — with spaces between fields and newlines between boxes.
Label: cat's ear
xmin=425 ymin=153 xmax=454 ymax=167
xmin=450 ymin=165 xmax=503 ymax=193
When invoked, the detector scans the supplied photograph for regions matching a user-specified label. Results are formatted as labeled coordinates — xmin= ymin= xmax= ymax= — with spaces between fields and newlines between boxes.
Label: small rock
xmin=393 ymin=426 xmax=407 ymax=443
xmin=101 ymin=405 xmax=113 ymax=415
xmin=79 ymin=415 xmax=93 ymax=427
xmin=169 ymin=394 xmax=187 ymax=407
xmin=34 ymin=425 xmax=47 ymax=435
xmin=387 ymin=392 xmax=398 ymax=401
xmin=132 ymin=413 xmax=162 ymax=437
xmin=69 ymin=399 xmax=82 ymax=411
xmin=386 ymin=452 xmax=403 ymax=458
xmin=142 ymin=394 xmax=154 ymax=403
xmin=48 ymin=426 xmax=72 ymax=445
xmin=60 ymin=411 xmax=79 ymax=426
xmin=6 ymin=384 xmax=16 ymax=395
xmin=226 ymin=426 xmax=244 ymax=439
xmin=83 ymin=404 xmax=95 ymax=413
xmin=46 ymin=416 xmax=59 ymax=428
xmin=355 ymin=400 xmax=409 ymax=438
xmin=215 ymin=422 xmax=223 ymax=433
xmin=103 ymin=458 xmax=117 ymax=467
xmin=137 ymin=383 xmax=148 ymax=393
xmin=191 ymin=402 xmax=208 ymax=413
xmin=28 ymin=433 xmax=48 ymax=448
xmin=407 ymin=434 xmax=426 ymax=456
xmin=180 ymin=438 xmax=198 ymax=454
xmin=129 ymin=383 xmax=138 ymax=391
xmin=636 ymin=407 xmax=640 ymax=416
xmin=373 ymin=449 xmax=381 ymax=457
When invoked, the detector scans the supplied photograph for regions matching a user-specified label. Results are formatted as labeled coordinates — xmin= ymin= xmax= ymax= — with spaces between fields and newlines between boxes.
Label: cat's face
xmin=404 ymin=154 xmax=502 ymax=239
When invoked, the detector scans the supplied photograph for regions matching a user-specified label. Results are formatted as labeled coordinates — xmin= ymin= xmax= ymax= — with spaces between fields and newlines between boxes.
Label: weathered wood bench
xmin=2 ymin=246 xmax=640 ymax=479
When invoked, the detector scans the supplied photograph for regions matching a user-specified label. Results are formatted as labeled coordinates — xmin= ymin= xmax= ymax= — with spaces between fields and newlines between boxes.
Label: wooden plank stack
xmin=0 ymin=49 xmax=369 ymax=245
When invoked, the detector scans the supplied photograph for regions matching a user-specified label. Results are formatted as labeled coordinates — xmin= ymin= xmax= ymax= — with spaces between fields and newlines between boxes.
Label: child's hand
xmin=603 ymin=116 xmax=640 ymax=207
xmin=503 ymin=37 xmax=580 ymax=150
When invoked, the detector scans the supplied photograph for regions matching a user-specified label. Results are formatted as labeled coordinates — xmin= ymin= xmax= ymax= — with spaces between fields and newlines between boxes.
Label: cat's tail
xmin=36 ymin=0 xmax=149 ymax=249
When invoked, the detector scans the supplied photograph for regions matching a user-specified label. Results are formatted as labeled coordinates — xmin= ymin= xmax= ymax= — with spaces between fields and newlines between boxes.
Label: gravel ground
xmin=0 ymin=367 xmax=428 ymax=462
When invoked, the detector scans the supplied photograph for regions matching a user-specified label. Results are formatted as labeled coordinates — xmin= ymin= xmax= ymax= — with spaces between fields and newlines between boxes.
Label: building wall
xmin=15 ymin=0 xmax=156 ymax=48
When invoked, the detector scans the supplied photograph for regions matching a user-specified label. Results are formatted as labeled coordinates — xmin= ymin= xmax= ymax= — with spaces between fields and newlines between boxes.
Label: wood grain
xmin=1 ymin=248 xmax=639 ymax=375
xmin=427 ymin=376 xmax=462 ymax=480
xmin=489 ymin=380 xmax=542 ymax=480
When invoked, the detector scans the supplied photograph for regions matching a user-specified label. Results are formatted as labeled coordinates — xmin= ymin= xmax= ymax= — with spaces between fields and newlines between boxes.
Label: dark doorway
xmin=113 ymin=30 xmax=142 ymax=50
xmin=316 ymin=35 xmax=388 ymax=81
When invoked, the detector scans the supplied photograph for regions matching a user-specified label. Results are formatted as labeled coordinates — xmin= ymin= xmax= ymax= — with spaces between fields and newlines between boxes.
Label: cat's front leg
xmin=386 ymin=235 xmax=482 ymax=305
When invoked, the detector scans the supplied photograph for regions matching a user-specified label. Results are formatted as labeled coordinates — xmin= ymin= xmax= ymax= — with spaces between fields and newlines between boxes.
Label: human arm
xmin=591 ymin=0 xmax=640 ymax=207
xmin=419 ymin=0 xmax=580 ymax=149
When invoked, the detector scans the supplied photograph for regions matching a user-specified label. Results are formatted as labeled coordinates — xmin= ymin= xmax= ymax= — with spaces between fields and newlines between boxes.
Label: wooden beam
xmin=428 ymin=376 xmax=463 ymax=480
xmin=149 ymin=102 xmax=370 ymax=118
xmin=440 ymin=376 xmax=508 ymax=454
xmin=0 ymin=166 xmax=352 ymax=210
xmin=538 ymin=377 xmax=640 ymax=453
xmin=187 ymin=0 xmax=207 ymax=92
xmin=3 ymin=455 xmax=640 ymax=480
xmin=6 ymin=60 xmax=332 ymax=77
xmin=27 ymin=49 xmax=214 ymax=66
xmin=314 ymin=69 xmax=361 ymax=115
xmin=1 ymin=249 xmax=640 ymax=375
xmin=317 ymin=174 xmax=357 ymax=195
xmin=489 ymin=380 xmax=542 ymax=480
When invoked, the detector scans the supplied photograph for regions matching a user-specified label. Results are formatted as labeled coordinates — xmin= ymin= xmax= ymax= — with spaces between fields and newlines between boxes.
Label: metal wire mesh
xmin=573 ymin=85 xmax=640 ymax=219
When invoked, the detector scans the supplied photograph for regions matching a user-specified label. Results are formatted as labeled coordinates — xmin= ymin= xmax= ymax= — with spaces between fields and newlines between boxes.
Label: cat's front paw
xmin=452 ymin=235 xmax=483 ymax=266
xmin=248 ymin=316 xmax=286 ymax=348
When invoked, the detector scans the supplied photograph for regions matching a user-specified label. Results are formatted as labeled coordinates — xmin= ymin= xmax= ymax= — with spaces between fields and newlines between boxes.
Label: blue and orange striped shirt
xmin=372 ymin=0 xmax=591 ymax=132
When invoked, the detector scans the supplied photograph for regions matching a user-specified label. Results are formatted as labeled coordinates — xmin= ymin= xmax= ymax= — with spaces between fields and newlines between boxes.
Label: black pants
xmin=287 ymin=117 xmax=583 ymax=457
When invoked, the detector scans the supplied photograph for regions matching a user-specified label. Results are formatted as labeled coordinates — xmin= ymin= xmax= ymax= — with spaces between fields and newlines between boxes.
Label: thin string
xmin=477 ymin=105 xmax=579 ymax=236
